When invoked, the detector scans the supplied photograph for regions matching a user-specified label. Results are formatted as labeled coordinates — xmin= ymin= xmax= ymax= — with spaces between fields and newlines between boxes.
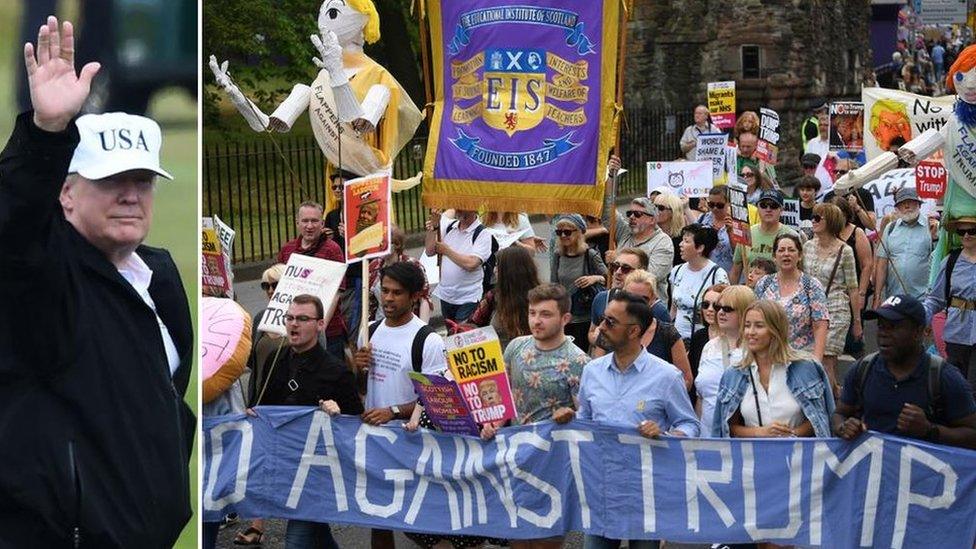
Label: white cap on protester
xmin=68 ymin=112 xmax=173 ymax=180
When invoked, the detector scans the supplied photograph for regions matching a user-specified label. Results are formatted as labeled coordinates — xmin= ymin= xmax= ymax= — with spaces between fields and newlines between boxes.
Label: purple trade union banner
xmin=422 ymin=1 xmax=621 ymax=215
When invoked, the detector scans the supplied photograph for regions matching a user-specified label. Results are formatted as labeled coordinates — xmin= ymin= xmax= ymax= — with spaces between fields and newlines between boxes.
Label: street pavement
xmin=218 ymin=217 xmax=875 ymax=548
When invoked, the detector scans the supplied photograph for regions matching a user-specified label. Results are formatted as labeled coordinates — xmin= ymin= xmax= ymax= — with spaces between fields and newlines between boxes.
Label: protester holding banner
xmin=696 ymin=285 xmax=756 ymax=437
xmin=835 ymin=295 xmax=976 ymax=450
xmin=669 ymin=224 xmax=729 ymax=342
xmin=552 ymin=213 xmax=607 ymax=353
xmin=730 ymin=189 xmax=800 ymax=284
xmin=713 ymin=300 xmax=835 ymax=439
xmin=462 ymin=246 xmax=540 ymax=350
xmin=874 ymin=188 xmax=933 ymax=304
xmin=680 ymin=104 xmax=721 ymax=160
xmin=604 ymin=197 xmax=674 ymax=301
xmin=754 ymin=234 xmax=829 ymax=361
xmin=805 ymin=203 xmax=861 ymax=393
xmin=622 ymin=272 xmax=693 ymax=389
xmin=653 ymin=191 xmax=688 ymax=266
xmin=425 ymin=209 xmax=494 ymax=323
xmin=923 ymin=217 xmax=976 ymax=385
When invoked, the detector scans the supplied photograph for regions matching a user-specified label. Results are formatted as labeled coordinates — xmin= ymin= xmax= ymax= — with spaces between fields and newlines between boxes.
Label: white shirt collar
xmin=117 ymin=252 xmax=154 ymax=295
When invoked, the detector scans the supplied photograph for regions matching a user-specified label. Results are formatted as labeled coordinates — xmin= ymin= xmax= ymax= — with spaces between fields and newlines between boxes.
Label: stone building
xmin=624 ymin=0 xmax=872 ymax=183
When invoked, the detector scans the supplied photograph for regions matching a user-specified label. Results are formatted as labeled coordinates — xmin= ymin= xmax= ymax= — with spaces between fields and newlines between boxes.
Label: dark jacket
xmin=0 ymin=112 xmax=194 ymax=547
xmin=260 ymin=344 xmax=364 ymax=414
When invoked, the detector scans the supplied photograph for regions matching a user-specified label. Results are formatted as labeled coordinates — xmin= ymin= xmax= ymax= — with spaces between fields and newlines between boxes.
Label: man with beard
xmin=834 ymin=295 xmax=976 ymax=449
xmin=355 ymin=261 xmax=445 ymax=548
xmin=554 ymin=290 xmax=698 ymax=548
xmin=874 ymin=188 xmax=933 ymax=304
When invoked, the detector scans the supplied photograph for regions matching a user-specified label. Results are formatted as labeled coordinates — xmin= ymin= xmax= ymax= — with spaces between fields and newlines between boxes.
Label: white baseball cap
xmin=68 ymin=112 xmax=173 ymax=180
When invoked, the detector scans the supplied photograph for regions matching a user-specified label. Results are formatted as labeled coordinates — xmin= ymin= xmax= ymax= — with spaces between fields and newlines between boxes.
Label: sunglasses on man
xmin=625 ymin=210 xmax=650 ymax=218
xmin=610 ymin=262 xmax=636 ymax=274
xmin=956 ymin=227 xmax=976 ymax=237
xmin=758 ymin=201 xmax=781 ymax=210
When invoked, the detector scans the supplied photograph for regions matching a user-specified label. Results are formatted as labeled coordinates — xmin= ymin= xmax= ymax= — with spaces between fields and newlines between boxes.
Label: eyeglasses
xmin=625 ymin=210 xmax=650 ymax=218
xmin=812 ymin=214 xmax=823 ymax=223
xmin=610 ymin=262 xmax=636 ymax=274
xmin=956 ymin=227 xmax=976 ymax=236
xmin=715 ymin=305 xmax=736 ymax=313
xmin=740 ymin=172 xmax=756 ymax=179
xmin=707 ymin=202 xmax=727 ymax=210
xmin=554 ymin=229 xmax=576 ymax=237
xmin=655 ymin=205 xmax=672 ymax=212
xmin=758 ymin=201 xmax=781 ymax=210
xmin=260 ymin=281 xmax=278 ymax=291
xmin=600 ymin=315 xmax=638 ymax=329
xmin=700 ymin=300 xmax=722 ymax=311
xmin=284 ymin=314 xmax=319 ymax=323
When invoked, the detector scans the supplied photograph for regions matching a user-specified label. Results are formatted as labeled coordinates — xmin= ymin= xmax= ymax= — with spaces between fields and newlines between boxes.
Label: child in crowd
xmin=746 ymin=258 xmax=777 ymax=289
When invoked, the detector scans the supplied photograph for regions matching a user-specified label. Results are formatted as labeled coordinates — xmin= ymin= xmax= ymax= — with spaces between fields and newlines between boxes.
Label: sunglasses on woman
xmin=699 ymin=300 xmax=724 ymax=311
xmin=739 ymin=172 xmax=756 ymax=179
xmin=554 ymin=229 xmax=576 ymax=237
xmin=715 ymin=304 xmax=735 ymax=313
xmin=812 ymin=214 xmax=823 ymax=222
xmin=260 ymin=281 xmax=278 ymax=291
xmin=956 ymin=227 xmax=976 ymax=236
xmin=610 ymin=262 xmax=636 ymax=274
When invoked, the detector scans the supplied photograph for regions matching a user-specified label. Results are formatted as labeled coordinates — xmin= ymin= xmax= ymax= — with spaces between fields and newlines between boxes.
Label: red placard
xmin=915 ymin=161 xmax=947 ymax=199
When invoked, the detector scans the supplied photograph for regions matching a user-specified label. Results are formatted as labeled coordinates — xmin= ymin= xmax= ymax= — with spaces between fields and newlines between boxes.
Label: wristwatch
xmin=391 ymin=405 xmax=402 ymax=419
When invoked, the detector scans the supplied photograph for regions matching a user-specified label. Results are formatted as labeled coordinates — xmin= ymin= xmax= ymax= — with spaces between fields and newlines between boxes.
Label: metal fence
xmin=203 ymin=108 xmax=693 ymax=263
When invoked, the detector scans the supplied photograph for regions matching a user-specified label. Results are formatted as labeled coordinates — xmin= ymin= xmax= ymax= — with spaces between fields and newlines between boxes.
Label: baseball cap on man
xmin=758 ymin=189 xmax=785 ymax=207
xmin=863 ymin=294 xmax=926 ymax=326
xmin=801 ymin=153 xmax=821 ymax=167
xmin=68 ymin=112 xmax=173 ymax=180
xmin=631 ymin=197 xmax=659 ymax=217
xmin=894 ymin=187 xmax=922 ymax=206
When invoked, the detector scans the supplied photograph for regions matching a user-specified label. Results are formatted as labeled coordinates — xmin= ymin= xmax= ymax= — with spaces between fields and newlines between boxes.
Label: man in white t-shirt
xmin=804 ymin=113 xmax=835 ymax=198
xmin=354 ymin=260 xmax=446 ymax=548
xmin=424 ymin=209 xmax=494 ymax=323
xmin=669 ymin=224 xmax=729 ymax=340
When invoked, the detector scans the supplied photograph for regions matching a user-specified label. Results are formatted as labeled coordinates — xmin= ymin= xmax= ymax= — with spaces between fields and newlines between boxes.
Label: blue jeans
xmin=583 ymin=535 xmax=659 ymax=549
xmin=440 ymin=300 xmax=478 ymax=324
xmin=285 ymin=520 xmax=339 ymax=549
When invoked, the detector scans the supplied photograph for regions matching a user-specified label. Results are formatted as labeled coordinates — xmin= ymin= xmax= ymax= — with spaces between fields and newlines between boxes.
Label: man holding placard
xmin=730 ymin=189 xmax=801 ymax=283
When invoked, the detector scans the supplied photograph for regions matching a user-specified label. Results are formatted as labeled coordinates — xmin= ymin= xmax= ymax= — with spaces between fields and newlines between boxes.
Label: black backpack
xmin=854 ymin=352 xmax=944 ymax=421
xmin=368 ymin=320 xmax=435 ymax=373
xmin=445 ymin=220 xmax=500 ymax=294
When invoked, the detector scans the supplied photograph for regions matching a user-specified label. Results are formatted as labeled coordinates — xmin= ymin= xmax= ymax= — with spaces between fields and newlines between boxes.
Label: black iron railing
xmin=203 ymin=108 xmax=693 ymax=263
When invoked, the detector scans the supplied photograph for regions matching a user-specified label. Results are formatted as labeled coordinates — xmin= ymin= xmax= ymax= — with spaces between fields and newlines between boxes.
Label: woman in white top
xmin=669 ymin=224 xmax=729 ymax=340
xmin=695 ymin=285 xmax=756 ymax=437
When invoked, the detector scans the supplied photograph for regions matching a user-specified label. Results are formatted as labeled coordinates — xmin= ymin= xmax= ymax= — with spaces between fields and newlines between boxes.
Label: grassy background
xmin=2 ymin=3 xmax=199 ymax=547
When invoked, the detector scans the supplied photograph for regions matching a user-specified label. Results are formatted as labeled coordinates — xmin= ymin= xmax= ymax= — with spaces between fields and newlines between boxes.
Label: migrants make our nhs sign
xmin=423 ymin=1 xmax=621 ymax=216
xmin=203 ymin=410 xmax=976 ymax=548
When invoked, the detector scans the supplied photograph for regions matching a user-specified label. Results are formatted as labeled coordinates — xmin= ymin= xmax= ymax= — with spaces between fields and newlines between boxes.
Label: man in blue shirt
xmin=932 ymin=41 xmax=946 ymax=82
xmin=874 ymin=188 xmax=933 ymax=303
xmin=555 ymin=291 xmax=699 ymax=548
xmin=833 ymin=295 xmax=976 ymax=449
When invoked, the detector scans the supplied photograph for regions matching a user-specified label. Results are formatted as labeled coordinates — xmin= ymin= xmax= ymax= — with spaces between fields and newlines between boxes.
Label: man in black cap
xmin=730 ymin=189 xmax=800 ymax=283
xmin=833 ymin=295 xmax=976 ymax=449
xmin=0 ymin=16 xmax=193 ymax=546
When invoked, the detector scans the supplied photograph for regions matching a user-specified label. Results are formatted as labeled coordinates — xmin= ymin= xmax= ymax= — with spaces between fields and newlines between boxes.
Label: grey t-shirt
xmin=552 ymin=249 xmax=607 ymax=322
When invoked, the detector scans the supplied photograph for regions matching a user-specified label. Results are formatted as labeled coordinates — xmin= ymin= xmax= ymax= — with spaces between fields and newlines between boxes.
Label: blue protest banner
xmin=203 ymin=407 xmax=976 ymax=547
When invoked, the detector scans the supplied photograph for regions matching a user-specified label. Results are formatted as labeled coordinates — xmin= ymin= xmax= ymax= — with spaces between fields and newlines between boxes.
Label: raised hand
xmin=25 ymin=16 xmax=100 ymax=132
xmin=208 ymin=55 xmax=233 ymax=89
xmin=310 ymin=31 xmax=344 ymax=79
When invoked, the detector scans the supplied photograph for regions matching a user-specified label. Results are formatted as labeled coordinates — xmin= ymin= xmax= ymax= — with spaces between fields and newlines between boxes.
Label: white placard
xmin=258 ymin=254 xmax=348 ymax=336
xmin=696 ymin=133 xmax=730 ymax=184
xmin=419 ymin=251 xmax=440 ymax=287
xmin=646 ymin=161 xmax=713 ymax=197
xmin=780 ymin=199 xmax=800 ymax=228
xmin=861 ymin=168 xmax=937 ymax=219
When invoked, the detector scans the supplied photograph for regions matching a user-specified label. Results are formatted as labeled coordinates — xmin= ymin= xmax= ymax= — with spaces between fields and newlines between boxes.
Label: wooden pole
xmin=607 ymin=0 xmax=631 ymax=252
xmin=417 ymin=0 xmax=435 ymax=123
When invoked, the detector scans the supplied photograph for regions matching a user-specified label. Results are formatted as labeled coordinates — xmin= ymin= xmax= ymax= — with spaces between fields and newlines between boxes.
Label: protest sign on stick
xmin=756 ymin=107 xmax=780 ymax=163
xmin=707 ymin=81 xmax=736 ymax=130
xmin=696 ymin=133 xmax=730 ymax=185
xmin=343 ymin=172 xmax=392 ymax=263
xmin=445 ymin=327 xmax=517 ymax=425
xmin=257 ymin=255 xmax=348 ymax=336
xmin=646 ymin=161 xmax=712 ymax=198
xmin=202 ymin=216 xmax=234 ymax=298
xmin=728 ymin=183 xmax=751 ymax=247
xmin=408 ymin=372 xmax=480 ymax=436
xmin=829 ymin=102 xmax=865 ymax=153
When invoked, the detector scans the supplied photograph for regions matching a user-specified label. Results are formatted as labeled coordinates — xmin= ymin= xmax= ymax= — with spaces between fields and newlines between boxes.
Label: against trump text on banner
xmin=422 ymin=1 xmax=622 ymax=215
xmin=203 ymin=410 xmax=976 ymax=547
xmin=257 ymin=255 xmax=347 ymax=336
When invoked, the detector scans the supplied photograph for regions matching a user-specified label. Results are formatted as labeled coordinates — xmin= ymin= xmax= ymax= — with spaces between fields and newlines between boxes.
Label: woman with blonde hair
xmin=805 ymin=202 xmax=860 ymax=394
xmin=712 ymin=300 xmax=835 ymax=442
xmin=552 ymin=213 xmax=607 ymax=353
xmin=694 ymin=285 xmax=756 ymax=436
xmin=653 ymin=191 xmax=687 ymax=266
xmin=481 ymin=210 xmax=546 ymax=252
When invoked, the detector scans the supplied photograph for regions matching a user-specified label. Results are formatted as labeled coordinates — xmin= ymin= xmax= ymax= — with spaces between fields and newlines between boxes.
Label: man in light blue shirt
xmin=875 ymin=188 xmax=933 ymax=304
xmin=554 ymin=291 xmax=699 ymax=549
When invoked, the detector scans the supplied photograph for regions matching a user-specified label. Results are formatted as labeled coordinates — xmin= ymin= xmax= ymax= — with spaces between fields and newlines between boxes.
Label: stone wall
xmin=624 ymin=0 xmax=873 ymax=183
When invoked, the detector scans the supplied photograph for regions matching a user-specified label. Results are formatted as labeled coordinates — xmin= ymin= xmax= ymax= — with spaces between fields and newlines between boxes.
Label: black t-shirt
xmin=261 ymin=345 xmax=364 ymax=413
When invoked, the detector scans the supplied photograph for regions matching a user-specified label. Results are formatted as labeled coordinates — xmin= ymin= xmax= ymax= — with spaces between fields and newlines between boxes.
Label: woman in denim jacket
xmin=712 ymin=300 xmax=835 ymax=438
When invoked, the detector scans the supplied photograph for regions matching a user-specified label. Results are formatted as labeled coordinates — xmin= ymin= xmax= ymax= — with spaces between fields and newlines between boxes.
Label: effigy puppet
xmin=837 ymin=44 xmax=976 ymax=278
xmin=208 ymin=0 xmax=423 ymax=189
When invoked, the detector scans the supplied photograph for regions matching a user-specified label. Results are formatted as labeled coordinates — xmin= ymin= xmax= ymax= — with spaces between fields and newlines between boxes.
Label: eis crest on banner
xmin=423 ymin=1 xmax=623 ymax=215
